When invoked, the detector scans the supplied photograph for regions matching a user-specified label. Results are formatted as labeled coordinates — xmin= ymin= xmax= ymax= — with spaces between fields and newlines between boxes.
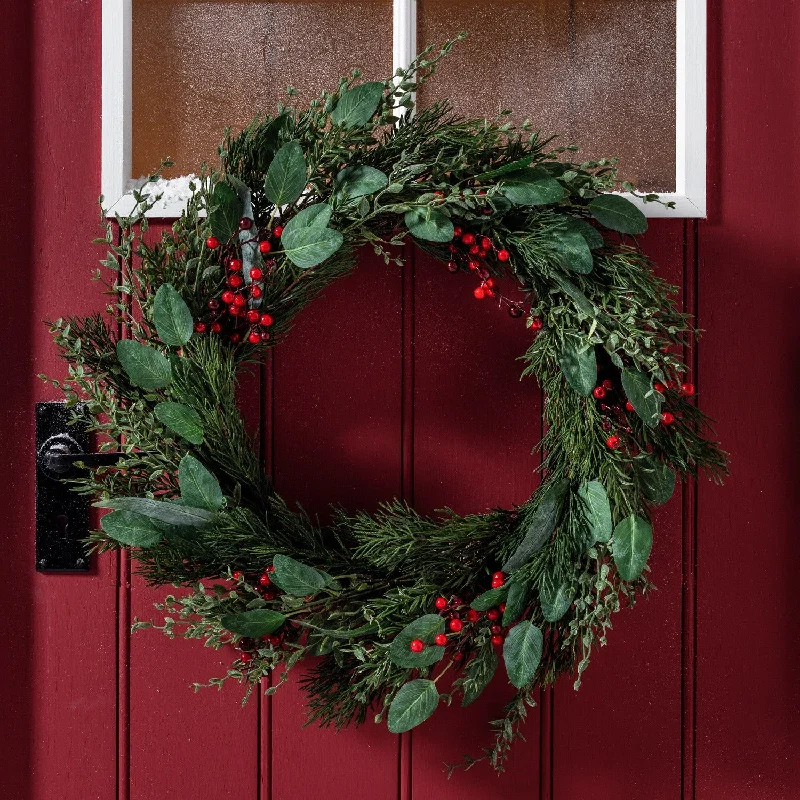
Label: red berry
xmin=625 ymin=401 xmax=635 ymax=412
xmin=250 ymin=268 xmax=263 ymax=281
xmin=491 ymin=635 xmax=504 ymax=646
xmin=491 ymin=579 xmax=503 ymax=589
xmin=434 ymin=597 xmax=448 ymax=610
xmin=448 ymin=618 xmax=463 ymax=633
xmin=228 ymin=274 xmax=243 ymax=288
xmin=453 ymin=652 xmax=464 ymax=662
xmin=462 ymin=233 xmax=476 ymax=245
xmin=260 ymin=332 xmax=271 ymax=342
xmin=491 ymin=624 xmax=502 ymax=635
xmin=498 ymin=603 xmax=506 ymax=613
xmin=205 ymin=236 xmax=220 ymax=249
xmin=592 ymin=386 xmax=607 ymax=400
xmin=267 ymin=565 xmax=275 ymax=572
xmin=469 ymin=244 xmax=480 ymax=255
xmin=474 ymin=287 xmax=486 ymax=300
xmin=529 ymin=317 xmax=543 ymax=331
xmin=409 ymin=638 xmax=425 ymax=653
xmin=273 ymin=225 xmax=284 ymax=238
xmin=466 ymin=609 xmax=480 ymax=622
xmin=229 ymin=258 xmax=243 ymax=272
xmin=492 ymin=572 xmax=505 ymax=583
xmin=487 ymin=609 xmax=500 ymax=621
xmin=481 ymin=237 xmax=492 ymax=250
xmin=497 ymin=249 xmax=510 ymax=262
xmin=207 ymin=299 xmax=220 ymax=310
xmin=239 ymin=217 xmax=253 ymax=230
xmin=260 ymin=313 xmax=274 ymax=327
xmin=468 ymin=260 xmax=479 ymax=271
xmin=447 ymin=261 xmax=458 ymax=273
xmin=246 ymin=309 xmax=260 ymax=323
xmin=602 ymin=379 xmax=613 ymax=390
xmin=239 ymin=652 xmax=252 ymax=663
xmin=211 ymin=322 xmax=222 ymax=334
xmin=221 ymin=290 xmax=235 ymax=305
xmin=268 ymin=635 xmax=281 ymax=646
xmin=250 ymin=285 xmax=262 ymax=299
xmin=248 ymin=331 xmax=261 ymax=344
xmin=680 ymin=382 xmax=695 ymax=396
xmin=232 ymin=570 xmax=244 ymax=581
xmin=230 ymin=332 xmax=242 ymax=343
xmin=654 ymin=382 xmax=666 ymax=393
xmin=661 ymin=411 xmax=675 ymax=425
xmin=259 ymin=241 xmax=272 ymax=254
xmin=194 ymin=322 xmax=207 ymax=334
xmin=434 ymin=633 xmax=448 ymax=646
xmin=509 ymin=305 xmax=523 ymax=318
xmin=606 ymin=435 xmax=622 ymax=450
xmin=453 ymin=226 xmax=463 ymax=238
xmin=259 ymin=574 xmax=271 ymax=586
xmin=233 ymin=294 xmax=246 ymax=307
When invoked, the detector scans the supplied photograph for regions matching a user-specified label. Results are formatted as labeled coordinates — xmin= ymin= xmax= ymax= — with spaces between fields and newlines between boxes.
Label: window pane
xmin=132 ymin=0 xmax=393 ymax=178
xmin=418 ymin=0 xmax=676 ymax=191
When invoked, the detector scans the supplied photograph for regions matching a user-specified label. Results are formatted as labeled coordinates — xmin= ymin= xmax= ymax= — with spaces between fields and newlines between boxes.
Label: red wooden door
xmin=2 ymin=2 xmax=797 ymax=798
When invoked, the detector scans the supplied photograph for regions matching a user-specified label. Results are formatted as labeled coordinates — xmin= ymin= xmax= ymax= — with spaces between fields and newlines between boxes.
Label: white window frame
xmin=102 ymin=0 xmax=706 ymax=218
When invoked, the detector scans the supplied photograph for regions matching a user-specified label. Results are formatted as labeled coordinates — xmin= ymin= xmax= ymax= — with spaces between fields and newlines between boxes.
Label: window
xmin=103 ymin=0 xmax=705 ymax=216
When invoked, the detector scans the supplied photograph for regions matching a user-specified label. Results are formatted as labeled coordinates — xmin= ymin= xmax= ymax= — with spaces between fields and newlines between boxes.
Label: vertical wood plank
xmin=409 ymin=250 xmax=542 ymax=797
xmin=552 ymin=220 xmax=687 ymax=800
xmin=269 ymin=254 xmax=403 ymax=800
xmin=695 ymin=1 xmax=800 ymax=796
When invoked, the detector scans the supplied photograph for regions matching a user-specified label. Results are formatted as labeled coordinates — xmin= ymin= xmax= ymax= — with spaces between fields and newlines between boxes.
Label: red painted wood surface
xmin=2 ymin=1 xmax=798 ymax=798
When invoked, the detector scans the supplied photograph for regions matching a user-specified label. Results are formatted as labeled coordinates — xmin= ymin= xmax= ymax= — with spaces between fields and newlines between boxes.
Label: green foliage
xmin=404 ymin=207 xmax=454 ymax=242
xmin=499 ymin=170 xmax=564 ymax=206
xmin=389 ymin=615 xmax=446 ymax=668
xmin=621 ymin=367 xmax=663 ymax=427
xmin=539 ymin=579 xmax=575 ymax=622
xmin=334 ymin=165 xmax=388 ymax=202
xmin=264 ymin=141 xmax=307 ymax=206
xmin=116 ymin=340 xmax=172 ymax=390
xmin=330 ymin=81 xmax=385 ymax=128
xmin=154 ymin=401 xmax=204 ymax=445
xmin=94 ymin=496 xmax=212 ymax=527
xmin=558 ymin=337 xmax=597 ymax=396
xmin=178 ymin=454 xmax=223 ymax=511
xmin=220 ymin=608 xmax=286 ymax=637
xmin=271 ymin=554 xmax=327 ymax=596
xmin=589 ymin=194 xmax=647 ymax=235
xmin=100 ymin=510 xmax=165 ymax=548
xmin=577 ymin=480 xmax=613 ymax=545
xmin=209 ymin=181 xmax=243 ymax=240
xmin=503 ymin=621 xmax=543 ymax=689
xmin=612 ymin=515 xmax=653 ymax=580
xmin=471 ymin=587 xmax=508 ymax=610
xmin=153 ymin=283 xmax=194 ymax=346
xmin=637 ymin=456 xmax=676 ymax=505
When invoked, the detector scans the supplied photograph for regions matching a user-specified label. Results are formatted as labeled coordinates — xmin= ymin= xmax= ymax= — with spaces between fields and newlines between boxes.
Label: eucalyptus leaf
xmin=209 ymin=181 xmax=243 ymax=241
xmin=589 ymin=194 xmax=648 ymax=235
xmin=565 ymin=217 xmax=605 ymax=250
xmin=153 ymin=283 xmax=194 ymax=347
xmin=461 ymin=650 xmax=498 ymax=707
xmin=612 ymin=515 xmax=653 ymax=580
xmin=281 ymin=223 xmax=343 ymax=269
xmin=264 ymin=141 xmax=307 ymax=206
xmin=559 ymin=338 xmax=597 ymax=397
xmin=271 ymin=554 xmax=327 ymax=596
xmin=502 ymin=580 xmax=530 ymax=626
xmin=500 ymin=169 xmax=564 ymax=206
xmin=284 ymin=203 xmax=333 ymax=231
xmin=404 ymin=207 xmax=454 ymax=242
xmin=503 ymin=479 xmax=568 ymax=573
xmin=100 ymin=510 xmax=165 ymax=548
xmin=552 ymin=273 xmax=595 ymax=317
xmin=154 ymin=401 xmax=204 ymax=445
xmin=577 ymin=480 xmax=613 ymax=545
xmin=178 ymin=454 xmax=223 ymax=511
xmin=637 ymin=456 xmax=676 ymax=505
xmin=116 ymin=340 xmax=172 ymax=390
xmin=334 ymin=165 xmax=388 ymax=202
xmin=387 ymin=679 xmax=439 ymax=734
xmin=539 ymin=580 xmax=575 ymax=622
xmin=331 ymin=81 xmax=384 ymax=128
xmin=220 ymin=609 xmax=286 ymax=638
xmin=389 ymin=614 xmax=446 ymax=668
xmin=94 ymin=496 xmax=212 ymax=527
xmin=503 ymin=621 xmax=543 ymax=689
xmin=552 ymin=228 xmax=593 ymax=274
xmin=621 ymin=368 xmax=662 ymax=428
xmin=470 ymin=586 xmax=508 ymax=611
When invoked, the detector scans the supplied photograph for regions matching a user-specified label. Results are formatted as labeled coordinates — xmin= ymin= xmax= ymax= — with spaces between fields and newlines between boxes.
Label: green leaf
xmin=577 ymin=480 xmax=613 ymax=545
xmin=621 ymin=368 xmax=663 ymax=428
xmin=559 ymin=338 xmax=597 ymax=396
xmin=502 ymin=580 xmax=530 ymax=626
xmin=94 ymin=497 xmax=212 ymax=527
xmin=565 ymin=217 xmax=605 ymax=250
xmin=220 ymin=609 xmax=286 ymax=638
xmin=612 ymin=515 xmax=653 ymax=580
xmin=539 ymin=580 xmax=574 ymax=622
xmin=477 ymin=156 xmax=537 ymax=180
xmin=552 ymin=228 xmax=593 ymax=274
xmin=389 ymin=614 xmax=446 ymax=668
xmin=271 ymin=554 xmax=327 ymax=596
xmin=637 ymin=457 xmax=676 ymax=505
xmin=334 ymin=165 xmax=388 ymax=202
xmin=503 ymin=479 xmax=569 ymax=573
xmin=552 ymin=273 xmax=595 ymax=317
xmin=404 ymin=207 xmax=454 ymax=242
xmin=281 ymin=225 xmax=343 ymax=269
xmin=264 ymin=141 xmax=307 ymax=206
xmin=331 ymin=81 xmax=384 ymax=128
xmin=178 ymin=455 xmax=223 ymax=511
xmin=387 ymin=679 xmax=439 ymax=734
xmin=153 ymin=401 xmax=204 ymax=445
xmin=589 ymin=194 xmax=648 ymax=235
xmin=461 ymin=650 xmax=498 ymax=707
xmin=503 ymin=621 xmax=543 ymax=689
xmin=284 ymin=203 xmax=333 ymax=232
xmin=500 ymin=169 xmax=564 ymax=206
xmin=470 ymin=587 xmax=508 ymax=611
xmin=152 ymin=283 xmax=194 ymax=347
xmin=100 ymin=510 xmax=164 ymax=548
xmin=209 ymin=181 xmax=243 ymax=240
xmin=116 ymin=340 xmax=172 ymax=390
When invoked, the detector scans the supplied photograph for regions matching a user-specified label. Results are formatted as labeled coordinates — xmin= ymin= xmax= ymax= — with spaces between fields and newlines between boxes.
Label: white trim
xmin=102 ymin=0 xmax=707 ymax=219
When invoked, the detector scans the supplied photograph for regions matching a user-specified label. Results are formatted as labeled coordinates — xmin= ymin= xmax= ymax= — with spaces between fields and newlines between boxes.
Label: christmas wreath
xmin=47 ymin=38 xmax=726 ymax=773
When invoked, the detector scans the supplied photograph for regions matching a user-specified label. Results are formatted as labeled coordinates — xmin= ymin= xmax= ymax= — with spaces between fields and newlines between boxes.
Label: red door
xmin=1 ymin=2 xmax=797 ymax=799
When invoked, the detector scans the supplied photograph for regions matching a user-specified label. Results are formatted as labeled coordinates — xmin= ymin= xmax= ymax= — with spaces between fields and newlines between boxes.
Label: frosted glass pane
xmin=418 ymin=0 xmax=676 ymax=191
xmin=132 ymin=0 xmax=393 ymax=178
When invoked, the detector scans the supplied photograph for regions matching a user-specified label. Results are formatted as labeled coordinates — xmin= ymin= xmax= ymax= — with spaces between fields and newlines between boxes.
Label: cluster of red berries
xmin=197 ymin=219 xmax=284 ymax=344
xmin=230 ymin=566 xmax=286 ymax=664
xmin=596 ymin=374 xmax=696 ymax=450
xmin=408 ymin=572 xmax=511 ymax=656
